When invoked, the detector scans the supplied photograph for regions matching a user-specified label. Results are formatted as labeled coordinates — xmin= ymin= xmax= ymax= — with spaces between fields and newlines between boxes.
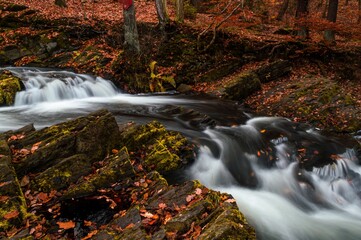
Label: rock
xmin=119 ymin=120 xmax=194 ymax=174
xmin=9 ymin=109 xmax=120 ymax=178
xmin=255 ymin=59 xmax=292 ymax=83
xmin=63 ymin=149 xmax=135 ymax=199
xmin=0 ymin=70 xmax=23 ymax=106
xmin=177 ymin=83 xmax=193 ymax=93
xmin=221 ymin=72 xmax=261 ymax=101
xmin=3 ymin=4 xmax=28 ymax=12
xmin=0 ymin=136 xmax=28 ymax=232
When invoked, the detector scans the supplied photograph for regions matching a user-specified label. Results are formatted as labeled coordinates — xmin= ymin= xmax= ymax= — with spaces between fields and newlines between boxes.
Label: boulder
xmin=8 ymin=109 xmax=120 ymax=178
xmin=221 ymin=72 xmax=261 ymax=101
xmin=119 ymin=120 xmax=194 ymax=174
xmin=0 ymin=136 xmax=28 ymax=232
xmin=0 ymin=70 xmax=23 ymax=106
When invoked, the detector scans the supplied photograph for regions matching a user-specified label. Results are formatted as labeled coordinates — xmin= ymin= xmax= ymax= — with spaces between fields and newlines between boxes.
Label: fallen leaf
xmin=225 ymin=198 xmax=236 ymax=203
xmin=158 ymin=202 xmax=167 ymax=209
xmin=186 ymin=194 xmax=195 ymax=202
xmin=20 ymin=175 xmax=30 ymax=187
xmin=195 ymin=188 xmax=202 ymax=195
xmin=111 ymin=149 xmax=119 ymax=154
xmin=4 ymin=210 xmax=19 ymax=220
xmin=81 ymin=230 xmax=98 ymax=240
xmin=140 ymin=211 xmax=154 ymax=218
xmin=0 ymin=196 xmax=9 ymax=202
xmin=57 ymin=221 xmax=75 ymax=229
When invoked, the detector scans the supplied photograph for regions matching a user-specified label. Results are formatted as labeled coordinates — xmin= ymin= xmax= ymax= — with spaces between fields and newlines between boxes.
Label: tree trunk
xmin=55 ymin=0 xmax=67 ymax=7
xmin=175 ymin=0 xmax=184 ymax=23
xmin=155 ymin=0 xmax=170 ymax=29
xmin=277 ymin=0 xmax=290 ymax=21
xmin=324 ymin=0 xmax=338 ymax=42
xmin=123 ymin=1 xmax=140 ymax=54
xmin=295 ymin=0 xmax=309 ymax=38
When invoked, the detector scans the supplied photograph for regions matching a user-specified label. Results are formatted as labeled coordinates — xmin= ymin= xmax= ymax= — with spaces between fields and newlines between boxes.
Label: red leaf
xmin=4 ymin=210 xmax=19 ymax=220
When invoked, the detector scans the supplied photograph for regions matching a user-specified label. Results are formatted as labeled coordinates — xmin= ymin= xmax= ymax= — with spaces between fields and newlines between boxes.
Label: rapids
xmin=1 ymin=67 xmax=361 ymax=239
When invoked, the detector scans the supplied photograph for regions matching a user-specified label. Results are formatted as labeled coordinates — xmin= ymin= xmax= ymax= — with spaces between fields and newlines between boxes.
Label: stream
xmin=1 ymin=67 xmax=361 ymax=239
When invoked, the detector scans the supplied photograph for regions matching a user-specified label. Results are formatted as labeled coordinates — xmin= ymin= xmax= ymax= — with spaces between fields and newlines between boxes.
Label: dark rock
xmin=255 ymin=59 xmax=292 ymax=83
xmin=3 ymin=4 xmax=28 ymax=12
xmin=221 ymin=72 xmax=261 ymax=101
xmin=10 ymin=109 xmax=120 ymax=178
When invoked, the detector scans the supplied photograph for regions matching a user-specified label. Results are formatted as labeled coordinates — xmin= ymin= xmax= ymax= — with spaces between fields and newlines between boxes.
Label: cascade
xmin=1 ymin=67 xmax=360 ymax=239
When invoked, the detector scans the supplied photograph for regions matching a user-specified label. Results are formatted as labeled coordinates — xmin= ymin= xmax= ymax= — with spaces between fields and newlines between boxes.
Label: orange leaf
xmin=140 ymin=212 xmax=154 ymax=218
xmin=186 ymin=194 xmax=195 ymax=203
xmin=195 ymin=188 xmax=202 ymax=195
xmin=57 ymin=221 xmax=75 ymax=229
xmin=158 ymin=203 xmax=167 ymax=209
xmin=260 ymin=129 xmax=266 ymax=133
xmin=4 ymin=210 xmax=19 ymax=220
xmin=225 ymin=198 xmax=236 ymax=203
xmin=112 ymin=149 xmax=119 ymax=154
xmin=81 ymin=230 xmax=98 ymax=240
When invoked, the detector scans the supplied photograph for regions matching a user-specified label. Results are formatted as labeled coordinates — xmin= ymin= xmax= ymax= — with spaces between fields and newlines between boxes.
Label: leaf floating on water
xmin=57 ymin=221 xmax=75 ymax=230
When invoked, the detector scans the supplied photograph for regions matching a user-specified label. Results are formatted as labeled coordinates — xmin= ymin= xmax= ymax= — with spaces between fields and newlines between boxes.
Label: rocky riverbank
xmin=0 ymin=110 xmax=256 ymax=239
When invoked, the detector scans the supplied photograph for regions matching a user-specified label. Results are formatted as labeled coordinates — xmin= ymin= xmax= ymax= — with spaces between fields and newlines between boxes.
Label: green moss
xmin=0 ymin=73 xmax=22 ymax=105
xmin=120 ymin=121 xmax=192 ymax=173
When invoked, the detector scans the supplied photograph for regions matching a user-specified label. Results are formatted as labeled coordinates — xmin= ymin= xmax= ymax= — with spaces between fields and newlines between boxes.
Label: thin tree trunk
xmin=155 ymin=0 xmax=170 ymax=29
xmin=123 ymin=1 xmax=140 ymax=53
xmin=295 ymin=0 xmax=309 ymax=38
xmin=175 ymin=0 xmax=184 ymax=23
xmin=277 ymin=0 xmax=290 ymax=21
xmin=324 ymin=0 xmax=338 ymax=42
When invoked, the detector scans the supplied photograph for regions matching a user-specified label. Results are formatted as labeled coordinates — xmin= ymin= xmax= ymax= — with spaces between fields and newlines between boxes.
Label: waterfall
xmin=1 ymin=67 xmax=361 ymax=239
xmin=188 ymin=119 xmax=361 ymax=240
xmin=7 ymin=68 xmax=119 ymax=105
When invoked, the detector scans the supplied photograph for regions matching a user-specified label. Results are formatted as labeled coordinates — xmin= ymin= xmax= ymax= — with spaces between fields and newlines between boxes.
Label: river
xmin=1 ymin=67 xmax=361 ymax=239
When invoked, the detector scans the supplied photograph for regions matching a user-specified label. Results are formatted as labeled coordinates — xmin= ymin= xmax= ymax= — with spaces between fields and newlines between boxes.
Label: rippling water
xmin=1 ymin=67 xmax=361 ymax=239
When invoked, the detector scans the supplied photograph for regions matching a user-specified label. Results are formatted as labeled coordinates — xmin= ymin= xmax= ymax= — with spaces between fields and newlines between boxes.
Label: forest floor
xmin=2 ymin=0 xmax=361 ymax=133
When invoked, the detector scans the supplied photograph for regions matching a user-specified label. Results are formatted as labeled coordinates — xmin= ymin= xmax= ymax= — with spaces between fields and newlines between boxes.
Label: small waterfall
xmin=7 ymin=68 xmax=119 ymax=105
xmin=189 ymin=117 xmax=361 ymax=240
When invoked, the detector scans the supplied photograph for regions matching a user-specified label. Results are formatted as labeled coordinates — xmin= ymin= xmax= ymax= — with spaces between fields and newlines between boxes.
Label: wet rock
xmin=119 ymin=120 xmax=194 ymax=173
xmin=0 ymin=70 xmax=23 ymax=106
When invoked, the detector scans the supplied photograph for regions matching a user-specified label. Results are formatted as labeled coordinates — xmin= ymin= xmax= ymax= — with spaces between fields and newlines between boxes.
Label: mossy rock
xmin=0 ymin=70 xmax=23 ymax=106
xmin=221 ymin=71 xmax=261 ymax=101
xmin=0 ymin=137 xmax=28 ymax=232
xmin=31 ymin=154 xmax=93 ymax=192
xmin=10 ymin=109 xmax=121 ymax=178
xmin=119 ymin=121 xmax=193 ymax=173
xmin=63 ymin=148 xmax=135 ymax=199
xmin=199 ymin=203 xmax=256 ymax=240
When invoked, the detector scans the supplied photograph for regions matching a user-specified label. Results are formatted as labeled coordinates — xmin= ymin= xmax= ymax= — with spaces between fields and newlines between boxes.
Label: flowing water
xmin=1 ymin=67 xmax=361 ymax=239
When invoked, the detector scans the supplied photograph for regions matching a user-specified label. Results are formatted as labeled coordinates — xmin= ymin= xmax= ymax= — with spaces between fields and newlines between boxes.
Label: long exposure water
xmin=1 ymin=67 xmax=361 ymax=239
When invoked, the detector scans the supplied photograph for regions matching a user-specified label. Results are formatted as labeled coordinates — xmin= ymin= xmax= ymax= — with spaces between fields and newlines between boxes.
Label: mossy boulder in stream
xmin=119 ymin=121 xmax=194 ymax=173
xmin=0 ymin=70 xmax=23 ymax=106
